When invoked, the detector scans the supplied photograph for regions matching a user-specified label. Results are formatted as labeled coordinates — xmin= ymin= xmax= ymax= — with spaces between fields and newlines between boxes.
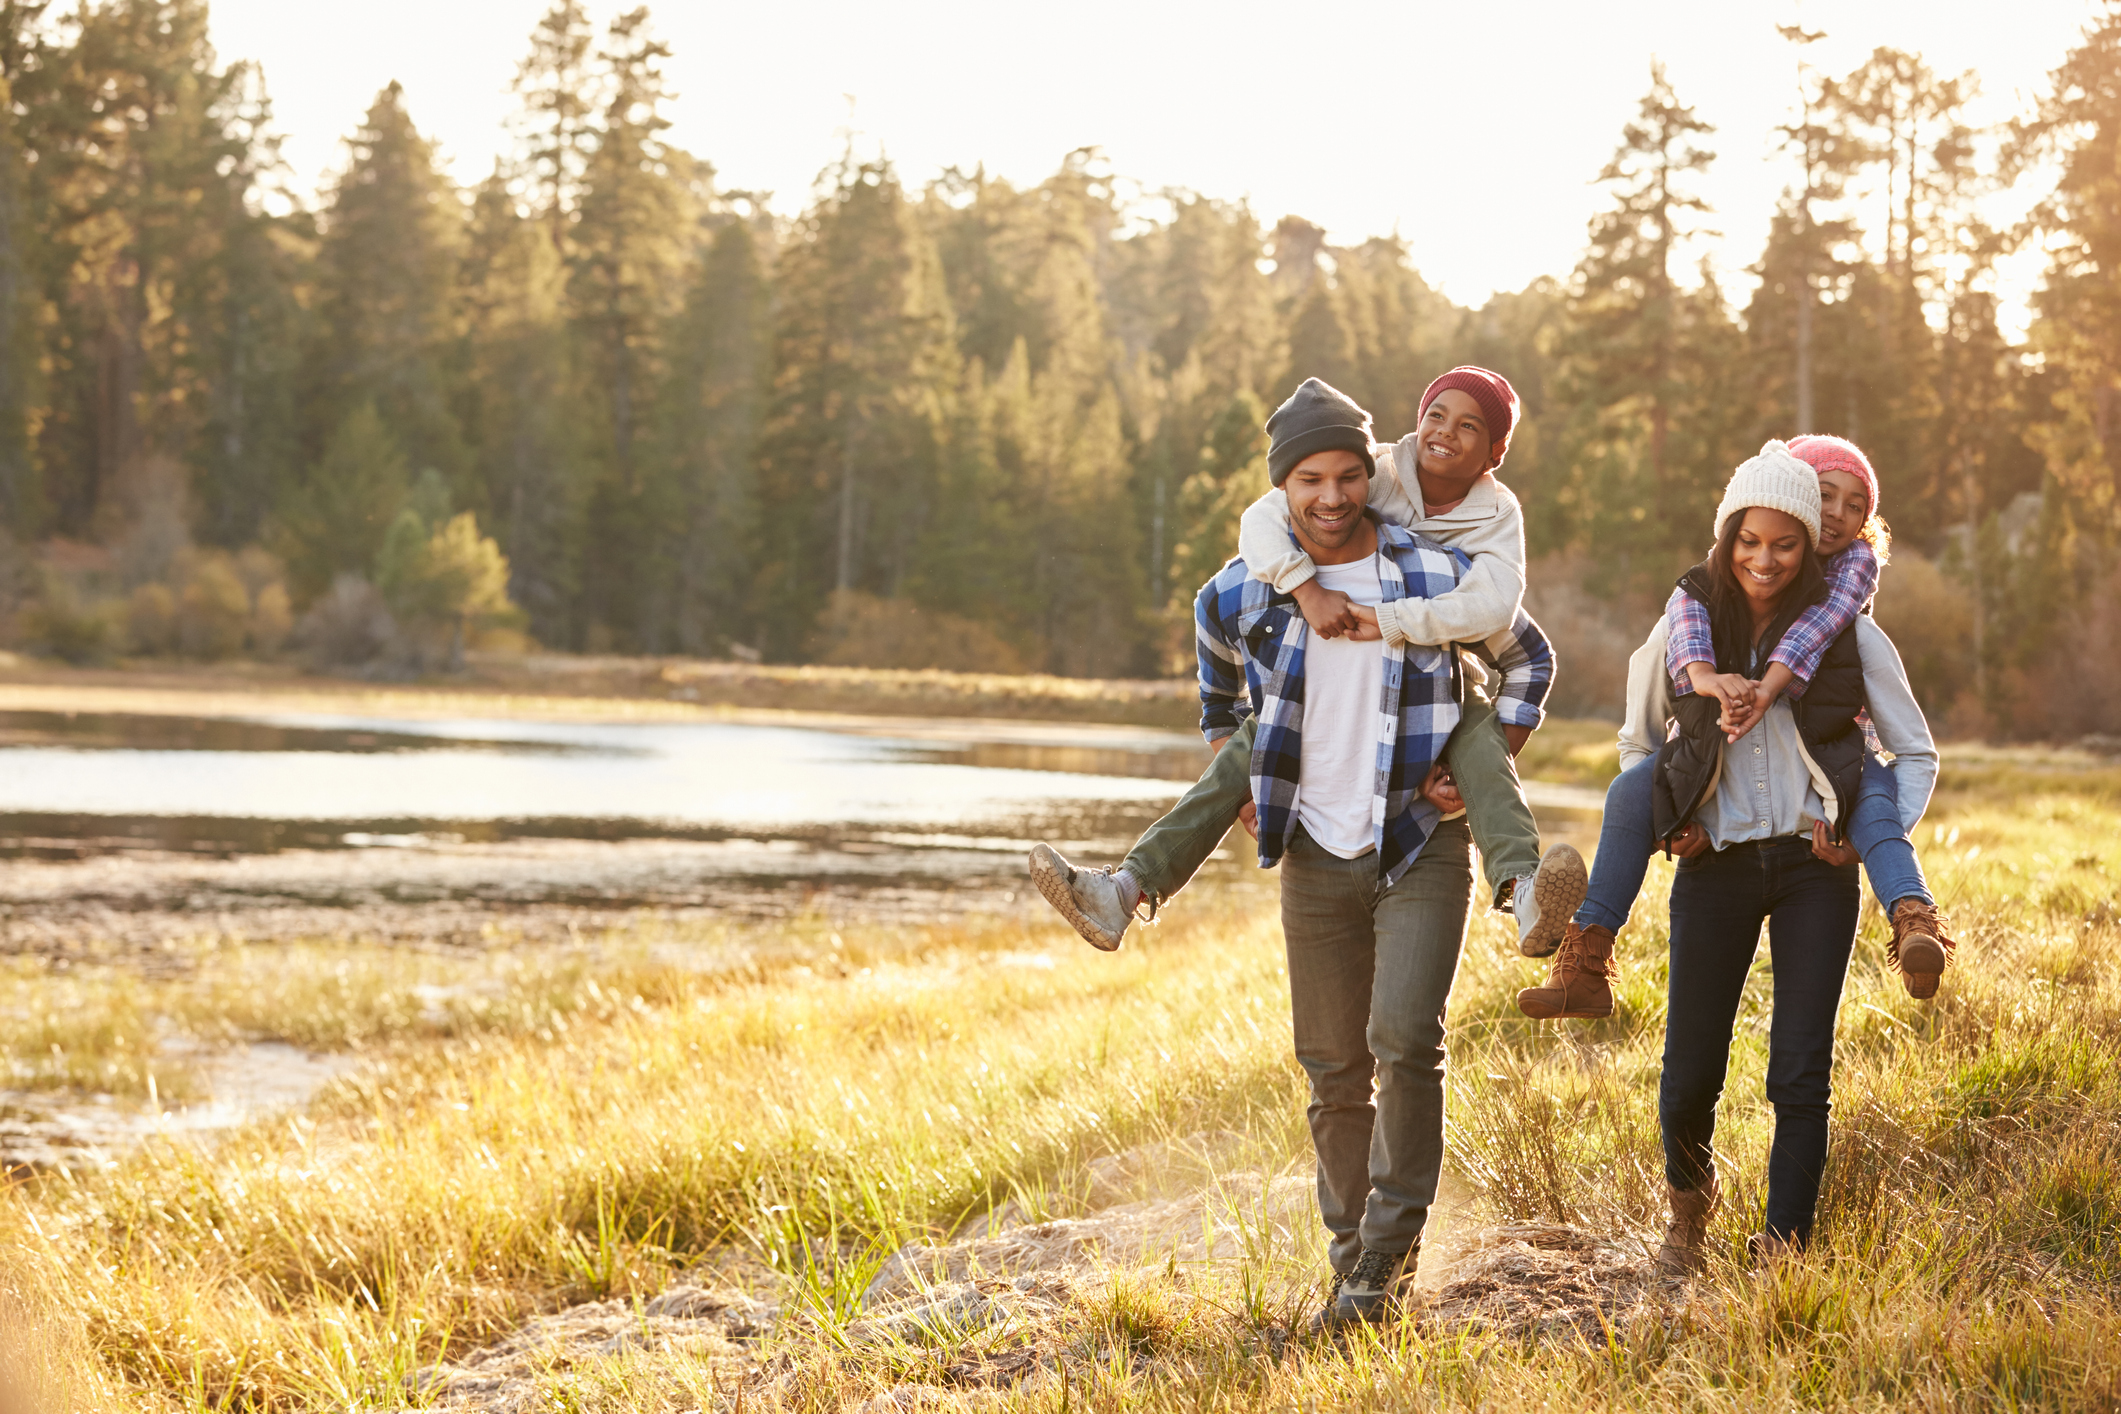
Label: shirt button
xmin=1754 ymin=746 xmax=1762 ymax=755
xmin=1756 ymin=782 xmax=1766 ymax=791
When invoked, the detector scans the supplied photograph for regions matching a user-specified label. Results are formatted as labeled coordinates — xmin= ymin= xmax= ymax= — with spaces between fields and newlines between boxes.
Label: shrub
xmin=807 ymin=590 xmax=1029 ymax=674
xmin=174 ymin=550 xmax=250 ymax=660
xmin=125 ymin=582 xmax=178 ymax=656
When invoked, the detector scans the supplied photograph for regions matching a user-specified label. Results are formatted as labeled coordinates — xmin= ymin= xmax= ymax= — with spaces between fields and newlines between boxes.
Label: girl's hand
xmin=1810 ymin=821 xmax=1857 ymax=866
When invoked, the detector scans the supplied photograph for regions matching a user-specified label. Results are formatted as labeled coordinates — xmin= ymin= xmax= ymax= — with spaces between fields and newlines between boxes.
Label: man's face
xmin=1416 ymin=388 xmax=1494 ymax=479
xmin=1285 ymin=449 xmax=1371 ymax=553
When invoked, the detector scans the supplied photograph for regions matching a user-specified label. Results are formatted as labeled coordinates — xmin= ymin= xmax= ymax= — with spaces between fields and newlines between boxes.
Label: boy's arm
xmin=1194 ymin=578 xmax=1248 ymax=745
xmin=1376 ymin=494 xmax=1526 ymax=648
xmin=1767 ymin=540 xmax=1880 ymax=700
xmin=1469 ymin=607 xmax=1554 ymax=733
xmin=1664 ymin=587 xmax=1716 ymax=696
xmin=1235 ymin=445 xmax=1417 ymax=595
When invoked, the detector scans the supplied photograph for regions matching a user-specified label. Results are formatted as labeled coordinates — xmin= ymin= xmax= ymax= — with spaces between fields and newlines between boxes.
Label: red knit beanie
xmin=1418 ymin=367 xmax=1519 ymax=469
xmin=1786 ymin=434 xmax=1880 ymax=517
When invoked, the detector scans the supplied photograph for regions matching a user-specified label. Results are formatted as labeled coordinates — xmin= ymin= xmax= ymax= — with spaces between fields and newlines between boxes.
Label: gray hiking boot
xmin=1512 ymin=842 xmax=1587 ymax=958
xmin=1326 ymin=1245 xmax=1416 ymax=1326
xmin=1027 ymin=843 xmax=1133 ymax=951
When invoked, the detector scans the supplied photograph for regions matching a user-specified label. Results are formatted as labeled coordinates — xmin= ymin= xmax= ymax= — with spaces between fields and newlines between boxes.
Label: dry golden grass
xmin=0 ymin=758 xmax=2117 ymax=1410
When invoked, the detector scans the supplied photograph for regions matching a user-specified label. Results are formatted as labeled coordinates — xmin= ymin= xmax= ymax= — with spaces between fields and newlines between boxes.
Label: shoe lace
xmin=1347 ymin=1246 xmax=1405 ymax=1288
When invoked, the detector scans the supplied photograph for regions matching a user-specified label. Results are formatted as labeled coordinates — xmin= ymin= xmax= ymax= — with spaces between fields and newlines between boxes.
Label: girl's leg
xmin=1760 ymin=841 xmax=1861 ymax=1248
xmin=1844 ymin=755 xmax=1931 ymax=912
xmin=1574 ymin=755 xmax=1659 ymax=934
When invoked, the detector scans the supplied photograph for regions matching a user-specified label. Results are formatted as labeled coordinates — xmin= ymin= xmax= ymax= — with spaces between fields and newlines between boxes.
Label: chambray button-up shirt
xmin=1617 ymin=615 xmax=1940 ymax=852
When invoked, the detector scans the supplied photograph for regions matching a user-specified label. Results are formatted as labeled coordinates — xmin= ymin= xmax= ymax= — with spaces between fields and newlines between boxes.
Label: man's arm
xmin=1195 ymin=576 xmax=1248 ymax=744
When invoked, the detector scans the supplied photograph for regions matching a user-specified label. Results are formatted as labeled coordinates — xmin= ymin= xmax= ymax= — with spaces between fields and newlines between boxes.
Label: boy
xmin=1030 ymin=370 xmax=1584 ymax=956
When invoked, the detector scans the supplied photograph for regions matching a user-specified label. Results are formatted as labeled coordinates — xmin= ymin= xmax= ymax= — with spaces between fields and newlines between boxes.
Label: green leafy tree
xmin=271 ymin=402 xmax=409 ymax=601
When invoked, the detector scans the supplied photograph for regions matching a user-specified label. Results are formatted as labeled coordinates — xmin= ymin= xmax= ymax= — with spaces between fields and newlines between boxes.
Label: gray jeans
xmin=1281 ymin=816 xmax=1473 ymax=1273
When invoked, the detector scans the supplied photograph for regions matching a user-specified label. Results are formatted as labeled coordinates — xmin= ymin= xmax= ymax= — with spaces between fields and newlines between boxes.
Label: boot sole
xmin=1027 ymin=845 xmax=1125 ymax=951
xmin=1898 ymin=936 xmax=1945 ymax=999
xmin=1519 ymin=844 xmax=1588 ymax=958
xmin=1515 ymin=993 xmax=1613 ymax=1021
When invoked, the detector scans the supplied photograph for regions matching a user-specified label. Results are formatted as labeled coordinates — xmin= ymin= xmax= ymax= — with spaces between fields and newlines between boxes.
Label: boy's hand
xmin=1420 ymin=762 xmax=1464 ymax=814
xmin=1344 ymin=605 xmax=1384 ymax=642
xmin=1293 ymin=580 xmax=1361 ymax=639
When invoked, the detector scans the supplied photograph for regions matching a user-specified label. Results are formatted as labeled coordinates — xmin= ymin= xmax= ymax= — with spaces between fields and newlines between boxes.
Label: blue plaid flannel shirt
xmin=1194 ymin=517 xmax=1555 ymax=887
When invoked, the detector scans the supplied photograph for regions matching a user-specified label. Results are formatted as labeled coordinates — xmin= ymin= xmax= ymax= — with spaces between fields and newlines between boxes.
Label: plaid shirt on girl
xmin=1195 ymin=518 xmax=1554 ymax=887
xmin=1664 ymin=538 xmax=1882 ymax=699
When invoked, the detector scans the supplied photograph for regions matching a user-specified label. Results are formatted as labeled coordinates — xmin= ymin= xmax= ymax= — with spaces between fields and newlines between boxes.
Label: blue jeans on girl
xmin=1573 ymin=752 xmax=1931 ymax=936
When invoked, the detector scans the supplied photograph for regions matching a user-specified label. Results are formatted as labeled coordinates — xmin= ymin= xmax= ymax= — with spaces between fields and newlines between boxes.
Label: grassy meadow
xmin=1 ymin=747 xmax=2119 ymax=1411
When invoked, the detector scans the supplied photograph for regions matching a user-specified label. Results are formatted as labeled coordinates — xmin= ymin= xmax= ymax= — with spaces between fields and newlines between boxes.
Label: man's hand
xmin=1293 ymin=579 xmax=1361 ymax=640
xmin=1663 ymin=821 xmax=1713 ymax=859
xmin=1345 ymin=604 xmax=1384 ymax=642
xmin=1420 ymin=761 xmax=1464 ymax=814
xmin=1503 ymin=723 xmax=1532 ymax=757
xmin=1810 ymin=820 xmax=1857 ymax=866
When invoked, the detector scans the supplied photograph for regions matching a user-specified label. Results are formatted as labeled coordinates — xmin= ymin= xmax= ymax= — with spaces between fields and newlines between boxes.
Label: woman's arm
xmin=1854 ymin=618 xmax=1938 ymax=832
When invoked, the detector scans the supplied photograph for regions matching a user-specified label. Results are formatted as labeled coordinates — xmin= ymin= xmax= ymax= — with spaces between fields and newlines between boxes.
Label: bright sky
xmin=209 ymin=0 xmax=2102 ymax=331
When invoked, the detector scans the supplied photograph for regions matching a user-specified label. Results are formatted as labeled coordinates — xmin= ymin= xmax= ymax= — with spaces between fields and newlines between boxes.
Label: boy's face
xmin=1815 ymin=469 xmax=1869 ymax=557
xmin=1285 ymin=448 xmax=1372 ymax=555
xmin=1415 ymin=389 xmax=1493 ymax=482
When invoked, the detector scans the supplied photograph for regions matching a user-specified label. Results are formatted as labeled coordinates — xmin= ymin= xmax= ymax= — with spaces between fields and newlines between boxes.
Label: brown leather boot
xmin=1655 ymin=1179 xmax=1719 ymax=1277
xmin=1889 ymin=898 xmax=1956 ymax=1000
xmin=1515 ymin=922 xmax=1616 ymax=1019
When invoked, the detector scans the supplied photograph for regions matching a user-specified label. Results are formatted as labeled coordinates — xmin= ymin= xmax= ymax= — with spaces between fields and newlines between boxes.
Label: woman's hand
xmin=1421 ymin=762 xmax=1464 ymax=814
xmin=1810 ymin=820 xmax=1857 ymax=866
xmin=1664 ymin=822 xmax=1713 ymax=859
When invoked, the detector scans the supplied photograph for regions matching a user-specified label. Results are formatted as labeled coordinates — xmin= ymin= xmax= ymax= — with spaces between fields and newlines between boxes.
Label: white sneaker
xmin=1515 ymin=843 xmax=1586 ymax=959
xmin=1027 ymin=843 xmax=1132 ymax=951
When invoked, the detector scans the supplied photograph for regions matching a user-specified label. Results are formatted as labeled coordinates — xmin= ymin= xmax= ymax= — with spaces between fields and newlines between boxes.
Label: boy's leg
xmin=1029 ymin=717 xmax=1252 ymax=951
xmin=1441 ymin=691 xmax=1585 ymax=957
xmin=1440 ymin=693 xmax=1539 ymax=897
xmin=1121 ymin=715 xmax=1255 ymax=907
xmin=1844 ymin=754 xmax=1953 ymax=999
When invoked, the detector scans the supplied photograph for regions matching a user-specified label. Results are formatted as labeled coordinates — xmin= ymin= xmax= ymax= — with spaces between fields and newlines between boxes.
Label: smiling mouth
xmin=1745 ymin=567 xmax=1783 ymax=583
xmin=1310 ymin=507 xmax=1355 ymax=529
xmin=1424 ymin=441 xmax=1453 ymax=458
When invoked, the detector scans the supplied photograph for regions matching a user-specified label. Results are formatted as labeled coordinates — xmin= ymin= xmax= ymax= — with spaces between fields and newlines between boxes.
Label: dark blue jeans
xmin=1660 ymin=836 xmax=1859 ymax=1247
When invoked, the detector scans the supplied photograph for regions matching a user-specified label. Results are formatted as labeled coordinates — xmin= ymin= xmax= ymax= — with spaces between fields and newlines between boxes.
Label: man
xmin=1189 ymin=379 xmax=1555 ymax=1325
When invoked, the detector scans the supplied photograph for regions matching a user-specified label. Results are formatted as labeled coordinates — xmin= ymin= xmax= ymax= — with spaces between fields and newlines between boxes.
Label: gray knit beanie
xmin=1266 ymin=378 xmax=1376 ymax=487
xmin=1713 ymin=440 xmax=1823 ymax=548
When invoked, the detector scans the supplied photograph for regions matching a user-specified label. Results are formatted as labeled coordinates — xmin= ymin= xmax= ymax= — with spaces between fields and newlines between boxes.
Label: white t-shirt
xmin=1297 ymin=554 xmax=1387 ymax=858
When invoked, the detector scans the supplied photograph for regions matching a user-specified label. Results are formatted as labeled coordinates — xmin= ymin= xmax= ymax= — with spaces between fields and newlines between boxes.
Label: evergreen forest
xmin=4 ymin=0 xmax=2121 ymax=739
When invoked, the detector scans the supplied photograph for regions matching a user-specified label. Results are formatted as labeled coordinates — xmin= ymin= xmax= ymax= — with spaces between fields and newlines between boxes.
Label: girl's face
xmin=1730 ymin=507 xmax=1810 ymax=610
xmin=1815 ymin=469 xmax=1870 ymax=557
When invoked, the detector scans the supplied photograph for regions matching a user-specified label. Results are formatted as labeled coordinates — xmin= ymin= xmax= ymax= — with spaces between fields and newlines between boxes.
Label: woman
xmin=1617 ymin=443 xmax=1939 ymax=1270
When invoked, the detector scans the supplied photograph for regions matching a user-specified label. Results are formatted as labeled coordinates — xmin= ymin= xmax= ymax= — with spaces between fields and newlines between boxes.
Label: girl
xmin=1518 ymin=435 xmax=1955 ymax=1021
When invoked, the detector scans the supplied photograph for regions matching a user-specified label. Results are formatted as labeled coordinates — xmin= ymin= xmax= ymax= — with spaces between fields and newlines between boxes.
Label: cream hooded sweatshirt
xmin=1235 ymin=431 xmax=1527 ymax=649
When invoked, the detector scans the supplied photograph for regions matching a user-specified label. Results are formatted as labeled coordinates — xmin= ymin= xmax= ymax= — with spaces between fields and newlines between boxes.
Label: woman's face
xmin=1729 ymin=507 xmax=1810 ymax=609
xmin=1815 ymin=469 xmax=1870 ymax=557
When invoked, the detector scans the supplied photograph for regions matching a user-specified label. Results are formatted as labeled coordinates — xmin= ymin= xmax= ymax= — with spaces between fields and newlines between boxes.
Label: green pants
xmin=1121 ymin=691 xmax=1543 ymax=908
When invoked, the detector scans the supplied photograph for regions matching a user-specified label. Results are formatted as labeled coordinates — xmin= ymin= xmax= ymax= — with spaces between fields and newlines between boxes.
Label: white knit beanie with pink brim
xmin=1713 ymin=440 xmax=1822 ymax=548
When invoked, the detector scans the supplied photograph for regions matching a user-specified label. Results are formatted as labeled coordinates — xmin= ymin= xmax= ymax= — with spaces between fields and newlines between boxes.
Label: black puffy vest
xmin=1650 ymin=563 xmax=1868 ymax=848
